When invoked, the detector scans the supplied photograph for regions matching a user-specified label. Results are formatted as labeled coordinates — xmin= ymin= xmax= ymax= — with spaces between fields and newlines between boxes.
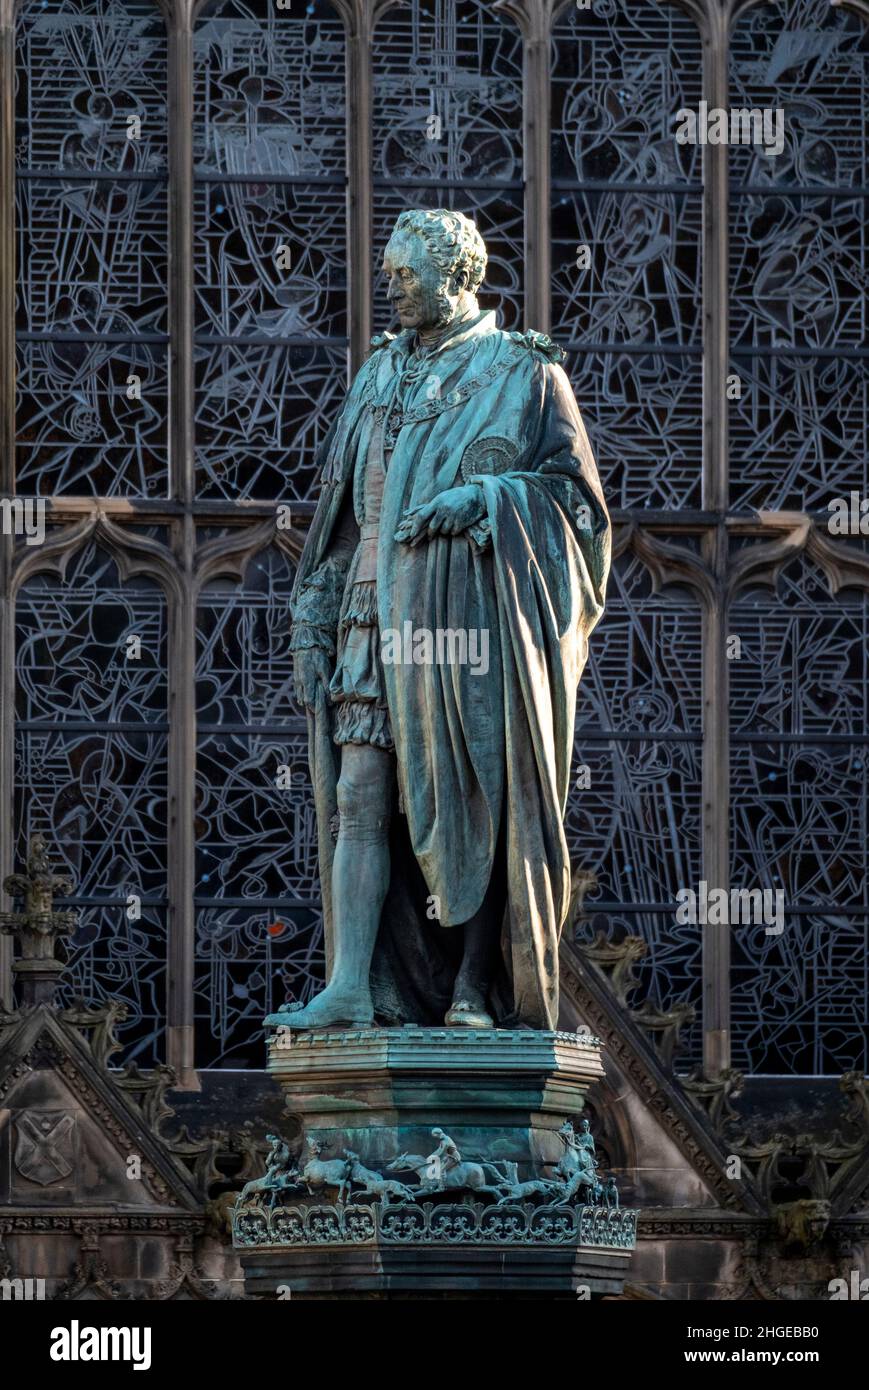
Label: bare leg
xmin=270 ymin=742 xmax=394 ymax=1028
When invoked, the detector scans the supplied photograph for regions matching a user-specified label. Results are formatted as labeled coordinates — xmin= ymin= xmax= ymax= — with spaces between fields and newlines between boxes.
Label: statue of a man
xmin=263 ymin=1133 xmax=293 ymax=1183
xmin=272 ymin=208 xmax=609 ymax=1033
xmin=429 ymin=1128 xmax=461 ymax=1172
xmin=555 ymin=1119 xmax=597 ymax=1183
xmin=559 ymin=1119 xmax=597 ymax=1166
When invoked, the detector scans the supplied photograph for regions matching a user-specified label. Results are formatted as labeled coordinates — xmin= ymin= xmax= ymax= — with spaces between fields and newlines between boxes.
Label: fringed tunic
xmin=329 ymin=416 xmax=394 ymax=749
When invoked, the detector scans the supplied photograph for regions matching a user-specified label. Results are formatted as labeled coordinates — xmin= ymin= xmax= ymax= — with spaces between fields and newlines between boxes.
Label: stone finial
xmin=0 ymin=833 xmax=78 ymax=1006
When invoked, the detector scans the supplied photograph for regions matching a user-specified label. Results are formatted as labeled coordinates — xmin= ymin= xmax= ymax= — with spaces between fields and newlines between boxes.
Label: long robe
xmin=291 ymin=312 xmax=610 ymax=1029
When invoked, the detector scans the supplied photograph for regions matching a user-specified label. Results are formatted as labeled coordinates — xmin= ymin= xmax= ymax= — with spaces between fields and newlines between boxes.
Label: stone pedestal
xmin=235 ymin=1027 xmax=638 ymax=1299
xmin=269 ymin=1025 xmax=605 ymax=1170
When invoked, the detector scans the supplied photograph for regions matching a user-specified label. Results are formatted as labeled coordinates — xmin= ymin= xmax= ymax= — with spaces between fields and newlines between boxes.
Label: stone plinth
xmin=235 ymin=1027 xmax=638 ymax=1299
xmin=267 ymin=1025 xmax=605 ymax=1172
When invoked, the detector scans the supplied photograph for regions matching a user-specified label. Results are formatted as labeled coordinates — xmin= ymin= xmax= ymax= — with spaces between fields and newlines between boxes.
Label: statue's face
xmin=383 ymin=229 xmax=462 ymax=332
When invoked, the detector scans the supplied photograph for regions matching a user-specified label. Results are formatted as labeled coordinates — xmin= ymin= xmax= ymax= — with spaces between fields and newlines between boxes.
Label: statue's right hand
xmin=293 ymin=646 xmax=332 ymax=708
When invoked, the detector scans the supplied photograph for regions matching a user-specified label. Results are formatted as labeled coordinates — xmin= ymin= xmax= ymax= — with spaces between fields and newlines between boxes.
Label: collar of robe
xmin=405 ymin=309 xmax=497 ymax=360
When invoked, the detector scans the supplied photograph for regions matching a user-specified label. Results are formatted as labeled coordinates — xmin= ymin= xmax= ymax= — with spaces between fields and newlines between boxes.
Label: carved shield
xmin=459 ymin=435 xmax=519 ymax=484
xmin=13 ymin=1111 xmax=75 ymax=1186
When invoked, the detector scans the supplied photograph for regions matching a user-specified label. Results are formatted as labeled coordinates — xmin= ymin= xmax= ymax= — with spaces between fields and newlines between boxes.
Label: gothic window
xmin=3 ymin=0 xmax=868 ymax=1081
xmin=725 ymin=0 xmax=869 ymax=1073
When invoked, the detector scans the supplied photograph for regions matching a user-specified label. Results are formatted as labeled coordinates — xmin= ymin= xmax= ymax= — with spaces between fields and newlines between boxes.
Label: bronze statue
xmin=273 ymin=208 xmax=610 ymax=1032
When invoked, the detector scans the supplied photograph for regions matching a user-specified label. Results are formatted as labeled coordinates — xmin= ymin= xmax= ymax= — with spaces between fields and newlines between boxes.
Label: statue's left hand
xmin=395 ymin=485 xmax=486 ymax=545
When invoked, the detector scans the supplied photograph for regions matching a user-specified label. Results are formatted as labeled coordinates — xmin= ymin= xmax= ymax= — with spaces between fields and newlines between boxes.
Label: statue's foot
xmin=265 ymin=985 xmax=374 ymax=1031
xmin=445 ymin=996 xmax=494 ymax=1029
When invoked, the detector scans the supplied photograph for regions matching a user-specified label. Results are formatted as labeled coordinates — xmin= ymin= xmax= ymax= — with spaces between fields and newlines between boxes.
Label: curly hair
xmin=391 ymin=208 xmax=487 ymax=294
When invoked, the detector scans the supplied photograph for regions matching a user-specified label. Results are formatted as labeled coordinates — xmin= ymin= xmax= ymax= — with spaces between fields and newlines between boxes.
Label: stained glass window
xmin=728 ymin=0 xmax=869 ymax=511
xmin=14 ymin=544 xmax=169 ymax=1062
xmin=550 ymin=0 xmax=704 ymax=511
xmin=371 ymin=0 xmax=524 ymax=334
xmin=15 ymin=0 xmax=169 ymax=497
xmin=193 ymin=0 xmax=349 ymax=500
xmin=194 ymin=544 xmax=322 ymax=1066
xmin=572 ymin=549 xmax=705 ymax=1061
xmin=5 ymin=0 xmax=869 ymax=1081
xmin=730 ymin=552 xmax=869 ymax=1072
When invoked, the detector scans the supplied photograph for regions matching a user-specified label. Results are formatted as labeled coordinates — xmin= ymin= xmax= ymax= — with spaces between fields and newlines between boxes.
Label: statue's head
xmin=384 ymin=208 xmax=487 ymax=334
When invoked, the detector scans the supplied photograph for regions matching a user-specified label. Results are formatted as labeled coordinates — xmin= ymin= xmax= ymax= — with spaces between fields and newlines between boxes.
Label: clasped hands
xmin=394 ymin=484 xmax=486 ymax=545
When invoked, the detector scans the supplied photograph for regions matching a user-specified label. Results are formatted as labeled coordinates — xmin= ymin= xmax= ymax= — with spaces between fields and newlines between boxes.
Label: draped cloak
xmin=290 ymin=312 xmax=611 ymax=1030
